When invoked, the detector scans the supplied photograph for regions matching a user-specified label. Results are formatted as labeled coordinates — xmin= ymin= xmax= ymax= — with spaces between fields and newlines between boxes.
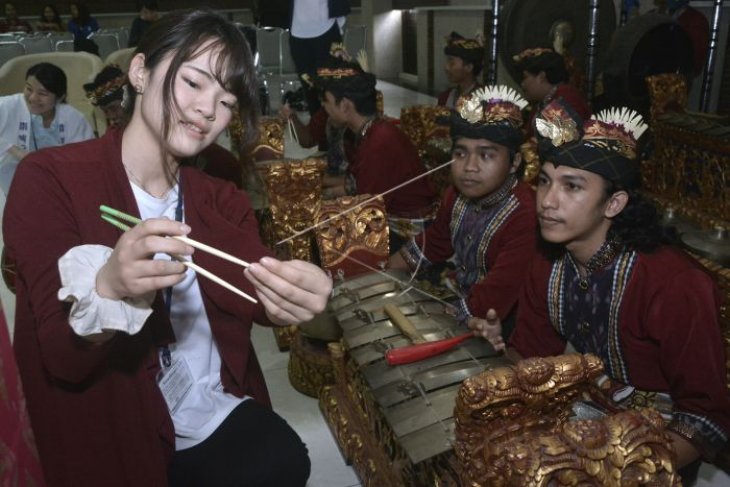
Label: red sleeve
xmin=556 ymin=84 xmax=591 ymax=121
xmin=413 ymin=187 xmax=457 ymax=263
xmin=467 ymin=202 xmax=538 ymax=321
xmin=4 ymin=155 xmax=114 ymax=384
xmin=646 ymin=267 xmax=730 ymax=436
xmin=307 ymin=109 xmax=328 ymax=147
xmin=508 ymin=255 xmax=567 ymax=357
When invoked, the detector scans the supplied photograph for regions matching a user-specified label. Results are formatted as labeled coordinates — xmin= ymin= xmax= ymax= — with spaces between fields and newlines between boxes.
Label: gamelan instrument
xmin=321 ymin=269 xmax=510 ymax=486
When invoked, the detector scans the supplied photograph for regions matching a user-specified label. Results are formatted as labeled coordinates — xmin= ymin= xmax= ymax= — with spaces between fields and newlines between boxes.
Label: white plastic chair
xmin=0 ymin=42 xmax=25 ymax=68
xmin=18 ymin=35 xmax=52 ymax=54
xmin=279 ymin=30 xmax=301 ymax=100
xmin=105 ymin=47 xmax=135 ymax=72
xmin=344 ymin=24 xmax=367 ymax=57
xmin=89 ymin=33 xmax=120 ymax=60
xmin=54 ymin=40 xmax=74 ymax=52
xmin=255 ymin=27 xmax=282 ymax=76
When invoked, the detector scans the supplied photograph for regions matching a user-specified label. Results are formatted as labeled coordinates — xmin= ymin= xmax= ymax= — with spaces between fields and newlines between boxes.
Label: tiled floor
xmin=1 ymin=79 xmax=728 ymax=486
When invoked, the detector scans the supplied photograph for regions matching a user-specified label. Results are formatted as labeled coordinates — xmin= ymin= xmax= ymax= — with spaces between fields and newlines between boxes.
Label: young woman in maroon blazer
xmin=4 ymin=9 xmax=331 ymax=487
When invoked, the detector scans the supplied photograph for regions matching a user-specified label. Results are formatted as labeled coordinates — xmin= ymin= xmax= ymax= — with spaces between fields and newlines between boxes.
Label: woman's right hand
xmin=279 ymin=103 xmax=293 ymax=121
xmin=467 ymin=309 xmax=505 ymax=351
xmin=95 ymin=218 xmax=194 ymax=300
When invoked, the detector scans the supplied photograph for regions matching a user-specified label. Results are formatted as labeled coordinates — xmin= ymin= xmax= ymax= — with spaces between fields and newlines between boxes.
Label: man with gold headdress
xmin=438 ymin=31 xmax=485 ymax=109
xmin=472 ymin=102 xmax=730 ymax=485
xmin=314 ymin=55 xmax=437 ymax=252
xmin=513 ymin=48 xmax=591 ymax=136
xmin=390 ymin=86 xmax=537 ymax=331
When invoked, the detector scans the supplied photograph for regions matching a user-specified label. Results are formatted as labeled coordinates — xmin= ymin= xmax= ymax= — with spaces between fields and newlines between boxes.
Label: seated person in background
xmin=438 ymin=31 xmax=484 ymax=109
xmin=314 ymin=55 xmax=437 ymax=252
xmin=472 ymin=103 xmax=730 ymax=485
xmin=37 ymin=4 xmax=63 ymax=32
xmin=128 ymin=0 xmax=160 ymax=48
xmin=0 ymin=62 xmax=94 ymax=166
xmin=390 ymin=86 xmax=537 ymax=331
xmin=84 ymin=64 xmax=127 ymax=129
xmin=0 ymin=2 xmax=32 ymax=33
xmin=85 ymin=64 xmax=243 ymax=188
xmin=514 ymin=48 xmax=591 ymax=135
xmin=67 ymin=2 xmax=98 ymax=41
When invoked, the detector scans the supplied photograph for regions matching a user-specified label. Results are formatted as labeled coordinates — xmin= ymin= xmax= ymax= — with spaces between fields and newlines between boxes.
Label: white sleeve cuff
xmin=57 ymin=244 xmax=155 ymax=337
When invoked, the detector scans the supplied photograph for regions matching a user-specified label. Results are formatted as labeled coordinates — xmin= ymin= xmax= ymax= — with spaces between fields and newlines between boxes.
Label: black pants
xmin=168 ymin=400 xmax=310 ymax=487
xmin=289 ymin=22 xmax=343 ymax=114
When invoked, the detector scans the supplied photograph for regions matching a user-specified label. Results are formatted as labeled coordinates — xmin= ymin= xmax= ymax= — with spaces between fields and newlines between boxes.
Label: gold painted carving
xmin=646 ymin=73 xmax=688 ymax=122
xmin=288 ymin=330 xmax=335 ymax=397
xmin=316 ymin=195 xmax=389 ymax=272
xmin=487 ymin=409 xmax=679 ymax=486
xmin=258 ymin=158 xmax=327 ymax=261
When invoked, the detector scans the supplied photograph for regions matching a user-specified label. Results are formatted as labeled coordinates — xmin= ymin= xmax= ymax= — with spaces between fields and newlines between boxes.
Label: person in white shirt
xmin=288 ymin=0 xmax=350 ymax=114
xmin=0 ymin=62 xmax=94 ymax=193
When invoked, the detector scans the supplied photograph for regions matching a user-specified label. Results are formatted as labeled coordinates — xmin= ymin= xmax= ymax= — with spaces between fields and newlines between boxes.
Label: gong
xmin=500 ymin=0 xmax=617 ymax=86
xmin=600 ymin=13 xmax=693 ymax=115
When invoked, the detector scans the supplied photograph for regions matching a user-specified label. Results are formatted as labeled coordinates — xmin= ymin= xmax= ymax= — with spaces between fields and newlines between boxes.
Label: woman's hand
xmin=244 ymin=257 xmax=332 ymax=326
xmin=96 ymin=218 xmax=194 ymax=300
xmin=279 ymin=103 xmax=293 ymax=121
xmin=467 ymin=309 xmax=505 ymax=351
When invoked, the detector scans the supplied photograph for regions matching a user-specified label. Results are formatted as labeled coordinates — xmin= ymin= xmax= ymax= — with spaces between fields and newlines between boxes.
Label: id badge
xmin=157 ymin=358 xmax=193 ymax=414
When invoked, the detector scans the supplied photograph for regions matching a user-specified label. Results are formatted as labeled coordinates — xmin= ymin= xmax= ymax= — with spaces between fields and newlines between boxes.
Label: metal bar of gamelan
xmin=700 ymin=0 xmax=725 ymax=112
xmin=489 ymin=0 xmax=501 ymax=84
xmin=586 ymin=0 xmax=601 ymax=102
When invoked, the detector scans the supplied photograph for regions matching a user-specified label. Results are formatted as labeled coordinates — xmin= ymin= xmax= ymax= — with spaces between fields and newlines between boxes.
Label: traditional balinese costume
xmin=510 ymin=104 xmax=730 ymax=470
xmin=400 ymin=86 xmax=537 ymax=326
xmin=513 ymin=48 xmax=591 ymax=136
xmin=437 ymin=32 xmax=485 ymax=109
xmin=314 ymin=57 xmax=437 ymax=251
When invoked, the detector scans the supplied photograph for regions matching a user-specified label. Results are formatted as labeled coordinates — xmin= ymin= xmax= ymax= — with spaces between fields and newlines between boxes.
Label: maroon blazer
xmin=4 ymin=128 xmax=274 ymax=486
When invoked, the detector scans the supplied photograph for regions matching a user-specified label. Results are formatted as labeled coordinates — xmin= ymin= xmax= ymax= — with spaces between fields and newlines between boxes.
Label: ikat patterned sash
xmin=547 ymin=250 xmax=637 ymax=383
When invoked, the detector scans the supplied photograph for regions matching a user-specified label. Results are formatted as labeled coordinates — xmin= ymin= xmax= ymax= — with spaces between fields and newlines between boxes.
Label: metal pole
xmin=700 ymin=0 xmax=725 ymax=112
xmin=489 ymin=0 xmax=501 ymax=84
xmin=586 ymin=0 xmax=601 ymax=102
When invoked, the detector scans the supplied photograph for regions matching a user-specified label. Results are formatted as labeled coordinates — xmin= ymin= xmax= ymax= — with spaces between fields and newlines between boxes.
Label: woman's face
xmin=135 ymin=42 xmax=239 ymax=158
xmin=44 ymin=6 xmax=55 ymax=21
xmin=70 ymin=4 xmax=78 ymax=18
xmin=23 ymin=76 xmax=59 ymax=117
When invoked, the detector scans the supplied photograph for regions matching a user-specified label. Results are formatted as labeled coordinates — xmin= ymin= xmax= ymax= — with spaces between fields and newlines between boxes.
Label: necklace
xmin=123 ymin=162 xmax=175 ymax=199
xmin=578 ymin=239 xmax=620 ymax=290
xmin=358 ymin=117 xmax=376 ymax=139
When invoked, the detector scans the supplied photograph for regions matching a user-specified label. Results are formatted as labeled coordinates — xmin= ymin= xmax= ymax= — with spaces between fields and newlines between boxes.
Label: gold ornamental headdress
xmin=84 ymin=65 xmax=127 ymax=107
xmin=450 ymin=85 xmax=528 ymax=149
xmin=512 ymin=47 xmax=554 ymax=63
xmin=539 ymin=104 xmax=648 ymax=187
xmin=314 ymin=45 xmax=376 ymax=97
xmin=444 ymin=31 xmax=484 ymax=65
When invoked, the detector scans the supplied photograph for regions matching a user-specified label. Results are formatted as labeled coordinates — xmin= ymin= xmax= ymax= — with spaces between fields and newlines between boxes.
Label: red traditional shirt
xmin=511 ymin=247 xmax=730 ymax=461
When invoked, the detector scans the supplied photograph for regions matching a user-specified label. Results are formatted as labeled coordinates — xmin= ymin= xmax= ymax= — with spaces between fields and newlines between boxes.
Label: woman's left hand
xmin=244 ymin=257 xmax=332 ymax=326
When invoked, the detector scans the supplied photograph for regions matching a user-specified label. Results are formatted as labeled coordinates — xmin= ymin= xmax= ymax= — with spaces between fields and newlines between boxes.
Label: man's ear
xmin=127 ymin=53 xmax=148 ymax=93
xmin=604 ymin=190 xmax=629 ymax=218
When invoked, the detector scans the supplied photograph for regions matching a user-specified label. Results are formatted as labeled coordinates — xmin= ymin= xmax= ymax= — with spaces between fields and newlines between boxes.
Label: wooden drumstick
xmin=384 ymin=303 xmax=426 ymax=344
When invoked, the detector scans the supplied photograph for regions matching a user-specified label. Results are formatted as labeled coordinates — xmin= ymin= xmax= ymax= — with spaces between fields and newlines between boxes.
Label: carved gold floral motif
xmin=646 ymin=73 xmax=688 ymax=122
xmin=454 ymin=354 xmax=680 ymax=486
xmin=316 ymin=195 xmax=389 ymax=274
xmin=258 ymin=158 xmax=326 ymax=261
